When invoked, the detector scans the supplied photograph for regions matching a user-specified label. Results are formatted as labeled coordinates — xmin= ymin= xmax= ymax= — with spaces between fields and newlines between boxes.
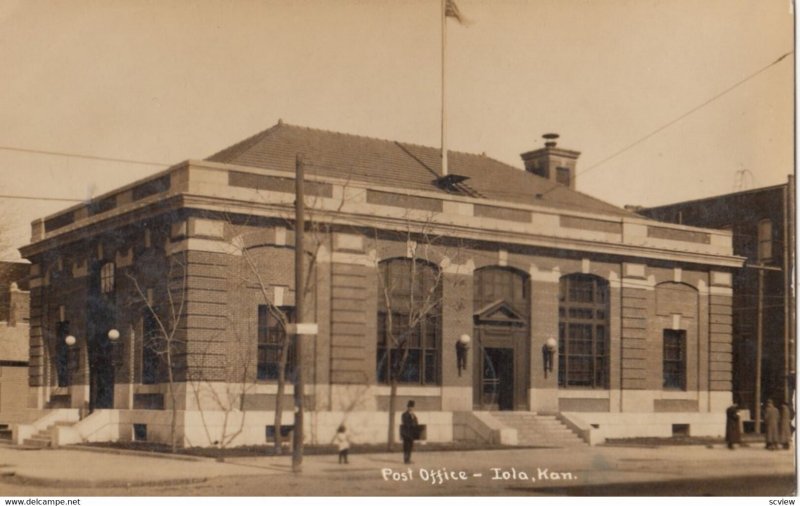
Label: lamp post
xmin=544 ymin=338 xmax=558 ymax=377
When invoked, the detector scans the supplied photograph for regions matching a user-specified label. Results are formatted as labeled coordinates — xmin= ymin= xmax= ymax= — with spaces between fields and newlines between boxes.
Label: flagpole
xmin=441 ymin=0 xmax=448 ymax=177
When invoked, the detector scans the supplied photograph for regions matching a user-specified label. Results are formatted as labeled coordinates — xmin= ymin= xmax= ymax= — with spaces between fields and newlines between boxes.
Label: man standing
xmin=765 ymin=399 xmax=780 ymax=450
xmin=725 ymin=404 xmax=741 ymax=449
xmin=400 ymin=400 xmax=419 ymax=464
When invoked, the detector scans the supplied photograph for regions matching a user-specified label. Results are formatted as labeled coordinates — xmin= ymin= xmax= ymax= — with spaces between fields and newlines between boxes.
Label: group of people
xmin=332 ymin=399 xmax=421 ymax=465
xmin=726 ymin=399 xmax=793 ymax=450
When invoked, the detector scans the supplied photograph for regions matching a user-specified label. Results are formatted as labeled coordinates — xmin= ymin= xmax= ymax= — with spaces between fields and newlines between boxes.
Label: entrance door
xmin=87 ymin=260 xmax=116 ymax=411
xmin=90 ymin=338 xmax=115 ymax=409
xmin=481 ymin=347 xmax=514 ymax=410
xmin=472 ymin=268 xmax=531 ymax=411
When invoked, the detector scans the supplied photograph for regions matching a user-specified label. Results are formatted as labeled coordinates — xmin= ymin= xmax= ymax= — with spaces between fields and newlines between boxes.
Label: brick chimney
xmin=520 ymin=133 xmax=581 ymax=190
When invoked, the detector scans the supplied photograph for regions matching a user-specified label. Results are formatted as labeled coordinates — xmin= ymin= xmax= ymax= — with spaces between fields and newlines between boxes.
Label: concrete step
xmin=516 ymin=430 xmax=580 ymax=438
xmin=22 ymin=437 xmax=51 ymax=448
xmin=489 ymin=412 xmax=587 ymax=447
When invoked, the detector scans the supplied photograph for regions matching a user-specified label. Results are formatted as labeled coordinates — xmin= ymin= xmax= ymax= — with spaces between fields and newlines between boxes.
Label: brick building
xmin=0 ymin=262 xmax=31 ymax=422
xmin=639 ymin=178 xmax=796 ymax=417
xmin=16 ymin=123 xmax=741 ymax=447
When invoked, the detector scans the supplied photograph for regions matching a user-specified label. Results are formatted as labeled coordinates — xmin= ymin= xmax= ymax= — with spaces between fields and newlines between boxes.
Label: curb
xmin=69 ymin=444 xmax=208 ymax=462
xmin=0 ymin=471 xmax=208 ymax=489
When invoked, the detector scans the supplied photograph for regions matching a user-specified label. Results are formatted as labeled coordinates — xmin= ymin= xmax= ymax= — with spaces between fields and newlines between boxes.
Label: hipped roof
xmin=206 ymin=122 xmax=634 ymax=217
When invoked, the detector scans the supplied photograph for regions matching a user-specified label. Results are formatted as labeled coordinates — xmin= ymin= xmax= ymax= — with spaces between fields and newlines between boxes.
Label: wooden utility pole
xmin=782 ymin=177 xmax=794 ymax=405
xmin=440 ymin=0 xmax=448 ymax=177
xmin=292 ymin=153 xmax=305 ymax=473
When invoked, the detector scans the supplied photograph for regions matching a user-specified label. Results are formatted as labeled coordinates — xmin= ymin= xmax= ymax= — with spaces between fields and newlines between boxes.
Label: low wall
xmin=118 ymin=409 xmax=453 ymax=448
xmin=561 ymin=411 xmax=726 ymax=440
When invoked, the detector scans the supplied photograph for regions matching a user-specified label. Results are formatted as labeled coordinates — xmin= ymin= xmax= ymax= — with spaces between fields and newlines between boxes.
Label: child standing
xmin=333 ymin=425 xmax=350 ymax=464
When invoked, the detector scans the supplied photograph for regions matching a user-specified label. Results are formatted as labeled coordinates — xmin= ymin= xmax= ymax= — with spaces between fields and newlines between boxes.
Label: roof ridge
xmin=276 ymin=121 xmax=519 ymax=170
xmin=280 ymin=121 xmax=416 ymax=147
xmin=210 ymin=120 xmax=522 ymax=173
xmin=206 ymin=121 xmax=284 ymax=162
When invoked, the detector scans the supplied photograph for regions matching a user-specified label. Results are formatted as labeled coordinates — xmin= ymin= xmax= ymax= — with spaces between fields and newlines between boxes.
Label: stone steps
xmin=22 ymin=428 xmax=55 ymax=448
xmin=489 ymin=412 xmax=586 ymax=447
xmin=22 ymin=437 xmax=51 ymax=448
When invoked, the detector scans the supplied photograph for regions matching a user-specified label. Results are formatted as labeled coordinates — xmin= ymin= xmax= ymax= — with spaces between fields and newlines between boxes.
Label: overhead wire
xmin=0 ymin=50 xmax=792 ymax=212
xmin=535 ymin=50 xmax=795 ymax=199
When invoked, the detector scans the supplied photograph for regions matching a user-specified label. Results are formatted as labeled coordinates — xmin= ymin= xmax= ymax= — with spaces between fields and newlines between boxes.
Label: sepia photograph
xmin=0 ymin=0 xmax=795 ymax=500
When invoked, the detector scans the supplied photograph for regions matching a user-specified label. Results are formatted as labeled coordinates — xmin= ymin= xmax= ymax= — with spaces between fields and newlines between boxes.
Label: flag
xmin=445 ymin=0 xmax=468 ymax=25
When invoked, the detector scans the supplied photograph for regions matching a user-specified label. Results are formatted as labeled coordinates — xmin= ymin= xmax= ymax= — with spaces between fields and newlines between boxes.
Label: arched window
xmin=377 ymin=258 xmax=441 ymax=385
xmin=558 ymin=274 xmax=610 ymax=388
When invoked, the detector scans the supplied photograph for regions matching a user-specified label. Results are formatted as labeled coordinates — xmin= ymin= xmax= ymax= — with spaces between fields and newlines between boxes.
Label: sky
xmin=0 ymin=0 xmax=794 ymax=261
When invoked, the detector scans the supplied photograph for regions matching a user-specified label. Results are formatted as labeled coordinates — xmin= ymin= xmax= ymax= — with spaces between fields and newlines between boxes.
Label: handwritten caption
xmin=381 ymin=467 xmax=578 ymax=486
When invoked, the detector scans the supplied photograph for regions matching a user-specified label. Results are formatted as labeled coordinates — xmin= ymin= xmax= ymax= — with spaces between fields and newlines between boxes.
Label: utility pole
xmin=782 ymin=177 xmax=794 ymax=406
xmin=292 ymin=153 xmax=305 ymax=473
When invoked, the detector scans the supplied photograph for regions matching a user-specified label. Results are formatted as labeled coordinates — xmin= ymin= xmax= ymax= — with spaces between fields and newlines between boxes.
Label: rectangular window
xmin=257 ymin=306 xmax=295 ymax=381
xmin=377 ymin=312 xmax=439 ymax=385
xmin=757 ymin=219 xmax=773 ymax=262
xmin=100 ymin=262 xmax=115 ymax=294
xmin=663 ymin=329 xmax=686 ymax=390
xmin=558 ymin=275 xmax=610 ymax=389
xmin=556 ymin=167 xmax=571 ymax=186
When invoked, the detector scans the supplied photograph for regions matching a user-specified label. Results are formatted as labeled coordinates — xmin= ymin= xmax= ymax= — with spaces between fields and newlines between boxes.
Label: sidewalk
xmin=0 ymin=446 xmax=277 ymax=488
xmin=0 ymin=442 xmax=794 ymax=492
xmin=248 ymin=443 xmax=796 ymax=492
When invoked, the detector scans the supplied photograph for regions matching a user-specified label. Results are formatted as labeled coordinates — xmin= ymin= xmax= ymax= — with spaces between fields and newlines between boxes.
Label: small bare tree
xmin=374 ymin=215 xmax=462 ymax=451
xmin=220 ymin=167 xmax=350 ymax=454
xmin=126 ymin=253 xmax=187 ymax=453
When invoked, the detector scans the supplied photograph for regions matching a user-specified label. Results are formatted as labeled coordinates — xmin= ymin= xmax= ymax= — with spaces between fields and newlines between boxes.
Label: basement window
xmin=266 ymin=425 xmax=294 ymax=443
xmin=672 ymin=424 xmax=690 ymax=437
xmin=133 ymin=424 xmax=148 ymax=442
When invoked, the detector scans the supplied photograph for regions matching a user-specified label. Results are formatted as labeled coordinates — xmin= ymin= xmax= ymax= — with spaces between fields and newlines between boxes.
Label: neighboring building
xmin=639 ymin=178 xmax=796 ymax=416
xmin=17 ymin=123 xmax=741 ymax=447
xmin=0 ymin=262 xmax=31 ymax=421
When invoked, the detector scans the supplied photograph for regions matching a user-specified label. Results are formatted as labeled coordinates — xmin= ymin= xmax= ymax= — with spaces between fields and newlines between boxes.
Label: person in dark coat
xmin=725 ymin=404 xmax=741 ymax=449
xmin=779 ymin=402 xmax=793 ymax=450
xmin=764 ymin=399 xmax=780 ymax=450
xmin=400 ymin=400 xmax=419 ymax=464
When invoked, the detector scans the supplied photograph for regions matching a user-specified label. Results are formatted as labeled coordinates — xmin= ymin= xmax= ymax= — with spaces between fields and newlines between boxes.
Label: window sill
xmin=251 ymin=383 xmax=295 ymax=395
xmin=373 ymin=385 xmax=442 ymax=396
xmin=556 ymin=389 xmax=610 ymax=398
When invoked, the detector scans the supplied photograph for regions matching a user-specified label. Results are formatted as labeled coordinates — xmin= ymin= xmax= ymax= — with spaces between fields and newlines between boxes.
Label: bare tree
xmin=220 ymin=168 xmax=350 ymax=454
xmin=374 ymin=216 xmax=461 ymax=451
xmin=126 ymin=253 xmax=187 ymax=453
